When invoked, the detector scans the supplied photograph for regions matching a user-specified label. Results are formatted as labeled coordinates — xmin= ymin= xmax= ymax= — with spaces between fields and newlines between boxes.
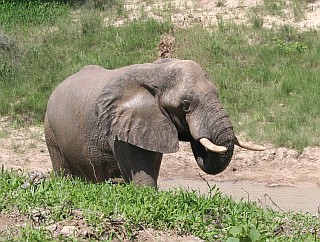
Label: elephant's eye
xmin=181 ymin=100 xmax=191 ymax=113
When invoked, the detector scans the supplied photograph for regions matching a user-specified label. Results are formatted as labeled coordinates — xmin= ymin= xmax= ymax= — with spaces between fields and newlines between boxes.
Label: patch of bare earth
xmin=0 ymin=117 xmax=50 ymax=175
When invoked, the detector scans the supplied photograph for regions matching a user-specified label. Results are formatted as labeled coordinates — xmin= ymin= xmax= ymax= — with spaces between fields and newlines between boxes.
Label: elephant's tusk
xmin=234 ymin=136 xmax=266 ymax=151
xmin=199 ymin=138 xmax=228 ymax=154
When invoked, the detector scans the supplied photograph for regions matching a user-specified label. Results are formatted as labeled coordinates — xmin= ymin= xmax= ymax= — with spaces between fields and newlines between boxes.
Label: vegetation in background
xmin=0 ymin=1 xmax=171 ymax=125
xmin=0 ymin=0 xmax=70 ymax=26
xmin=1 ymin=0 xmax=319 ymax=149
xmin=262 ymin=0 xmax=305 ymax=18
xmin=1 ymin=0 xmax=319 ymax=150
xmin=1 ymin=169 xmax=319 ymax=241
xmin=175 ymin=23 xmax=320 ymax=150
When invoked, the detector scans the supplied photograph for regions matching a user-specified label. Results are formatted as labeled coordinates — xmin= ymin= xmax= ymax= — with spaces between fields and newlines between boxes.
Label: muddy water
xmin=159 ymin=179 xmax=320 ymax=215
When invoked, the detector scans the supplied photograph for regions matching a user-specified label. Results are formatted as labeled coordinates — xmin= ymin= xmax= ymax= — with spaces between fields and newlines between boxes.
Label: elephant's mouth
xmin=190 ymin=139 xmax=208 ymax=165
xmin=179 ymin=131 xmax=266 ymax=175
xmin=190 ymin=137 xmax=234 ymax=175
xmin=189 ymin=136 xmax=267 ymax=175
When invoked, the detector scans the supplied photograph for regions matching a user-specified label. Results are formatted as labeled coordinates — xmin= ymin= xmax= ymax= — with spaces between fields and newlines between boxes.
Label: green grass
xmin=1 ymin=169 xmax=318 ymax=241
xmin=175 ymin=23 xmax=320 ymax=150
xmin=0 ymin=0 xmax=70 ymax=26
xmin=251 ymin=0 xmax=306 ymax=20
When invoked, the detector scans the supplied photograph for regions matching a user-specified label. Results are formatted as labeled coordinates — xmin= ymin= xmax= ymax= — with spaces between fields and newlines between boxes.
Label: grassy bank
xmin=1 ymin=169 xmax=319 ymax=241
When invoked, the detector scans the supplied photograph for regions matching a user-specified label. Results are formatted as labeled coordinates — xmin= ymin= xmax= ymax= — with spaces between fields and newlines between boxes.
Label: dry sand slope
xmin=110 ymin=0 xmax=320 ymax=30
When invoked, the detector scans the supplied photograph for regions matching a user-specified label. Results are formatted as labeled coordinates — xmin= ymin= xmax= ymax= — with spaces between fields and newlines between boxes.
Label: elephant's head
xmin=96 ymin=59 xmax=265 ymax=175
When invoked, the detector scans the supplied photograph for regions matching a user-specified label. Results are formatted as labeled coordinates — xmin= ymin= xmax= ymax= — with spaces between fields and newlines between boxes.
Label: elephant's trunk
xmin=187 ymin=96 xmax=235 ymax=174
xmin=191 ymin=127 xmax=235 ymax=174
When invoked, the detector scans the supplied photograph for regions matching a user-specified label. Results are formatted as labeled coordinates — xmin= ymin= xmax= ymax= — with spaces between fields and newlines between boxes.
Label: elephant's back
xmin=45 ymin=65 xmax=113 ymax=157
xmin=51 ymin=65 xmax=110 ymax=98
xmin=47 ymin=65 xmax=111 ymax=112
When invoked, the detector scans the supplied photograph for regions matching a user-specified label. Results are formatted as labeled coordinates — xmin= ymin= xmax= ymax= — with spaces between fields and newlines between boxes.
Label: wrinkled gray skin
xmin=45 ymin=59 xmax=235 ymax=187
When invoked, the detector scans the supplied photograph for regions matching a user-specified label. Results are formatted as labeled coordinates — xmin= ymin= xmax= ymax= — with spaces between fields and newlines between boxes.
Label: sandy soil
xmin=111 ymin=0 xmax=320 ymax=30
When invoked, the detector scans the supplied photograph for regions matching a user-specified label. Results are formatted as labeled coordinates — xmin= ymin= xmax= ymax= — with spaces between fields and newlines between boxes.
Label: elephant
xmin=44 ymin=58 xmax=265 ymax=187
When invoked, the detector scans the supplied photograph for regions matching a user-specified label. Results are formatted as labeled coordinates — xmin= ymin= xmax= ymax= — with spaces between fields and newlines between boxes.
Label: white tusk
xmin=234 ymin=136 xmax=266 ymax=151
xmin=199 ymin=138 xmax=228 ymax=154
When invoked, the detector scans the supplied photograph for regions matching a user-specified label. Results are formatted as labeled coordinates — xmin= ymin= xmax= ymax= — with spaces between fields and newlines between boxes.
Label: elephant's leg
xmin=44 ymin=118 xmax=72 ymax=177
xmin=114 ymin=138 xmax=163 ymax=188
xmin=85 ymin=150 xmax=122 ymax=182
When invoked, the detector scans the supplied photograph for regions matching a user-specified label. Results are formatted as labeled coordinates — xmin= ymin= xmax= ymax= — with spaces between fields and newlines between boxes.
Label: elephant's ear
xmin=95 ymin=81 xmax=179 ymax=153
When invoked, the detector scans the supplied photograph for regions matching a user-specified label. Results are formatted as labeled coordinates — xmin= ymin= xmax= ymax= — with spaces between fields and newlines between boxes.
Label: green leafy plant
xmin=227 ymin=225 xmax=261 ymax=242
xmin=274 ymin=37 xmax=308 ymax=54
